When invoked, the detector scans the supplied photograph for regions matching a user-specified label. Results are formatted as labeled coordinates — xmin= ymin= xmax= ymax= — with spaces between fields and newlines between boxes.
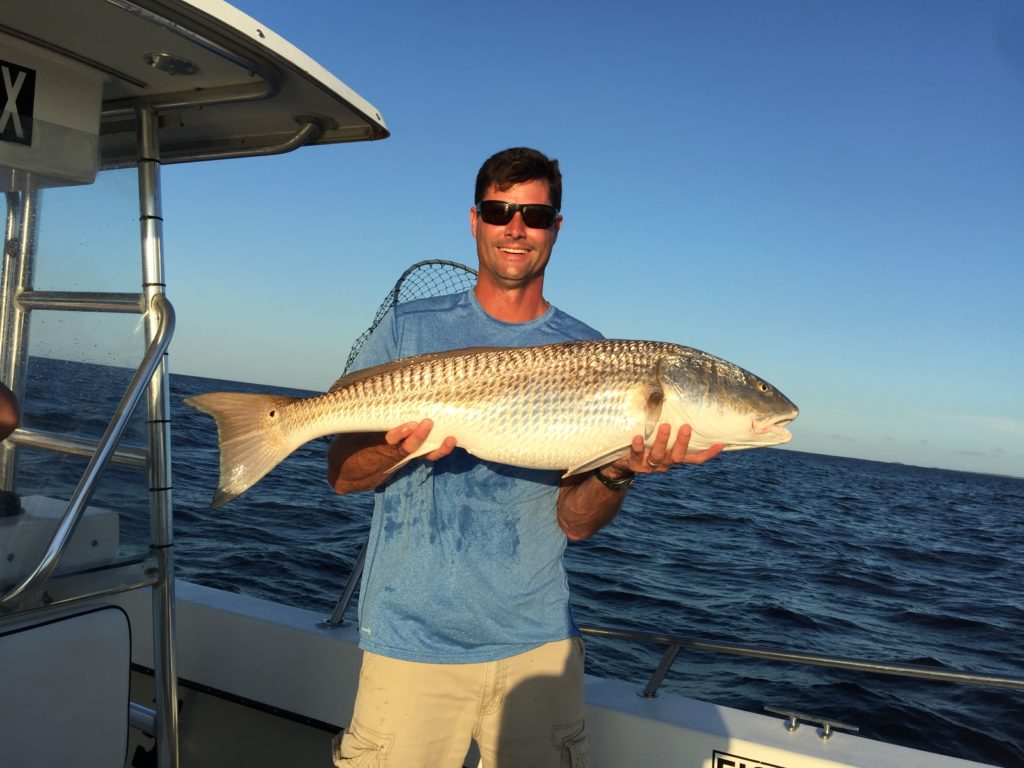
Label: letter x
xmin=0 ymin=67 xmax=26 ymax=139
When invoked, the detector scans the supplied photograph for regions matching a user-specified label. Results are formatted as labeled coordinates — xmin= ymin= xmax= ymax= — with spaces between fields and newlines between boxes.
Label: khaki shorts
xmin=332 ymin=637 xmax=589 ymax=767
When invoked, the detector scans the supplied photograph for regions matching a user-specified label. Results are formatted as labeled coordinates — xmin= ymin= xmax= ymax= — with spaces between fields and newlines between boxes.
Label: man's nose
xmin=505 ymin=211 xmax=528 ymax=236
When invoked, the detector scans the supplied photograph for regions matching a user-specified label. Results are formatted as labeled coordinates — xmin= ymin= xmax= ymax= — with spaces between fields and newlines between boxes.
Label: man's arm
xmin=557 ymin=424 xmax=723 ymax=541
xmin=327 ymin=419 xmax=457 ymax=495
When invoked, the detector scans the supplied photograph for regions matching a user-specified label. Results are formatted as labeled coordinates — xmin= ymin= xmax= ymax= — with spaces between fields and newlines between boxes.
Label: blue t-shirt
xmin=349 ymin=289 xmax=602 ymax=663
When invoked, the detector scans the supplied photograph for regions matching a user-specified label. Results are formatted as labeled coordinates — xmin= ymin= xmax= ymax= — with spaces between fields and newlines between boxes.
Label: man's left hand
xmin=612 ymin=423 xmax=724 ymax=476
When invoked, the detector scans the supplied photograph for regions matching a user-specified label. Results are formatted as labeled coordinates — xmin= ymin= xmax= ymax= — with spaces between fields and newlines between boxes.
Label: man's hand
xmin=385 ymin=418 xmax=458 ymax=462
xmin=611 ymin=423 xmax=724 ymax=476
xmin=328 ymin=418 xmax=456 ymax=495
xmin=558 ymin=423 xmax=723 ymax=541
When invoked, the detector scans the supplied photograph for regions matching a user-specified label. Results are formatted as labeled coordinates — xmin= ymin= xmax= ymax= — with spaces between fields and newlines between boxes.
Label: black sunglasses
xmin=476 ymin=200 xmax=559 ymax=229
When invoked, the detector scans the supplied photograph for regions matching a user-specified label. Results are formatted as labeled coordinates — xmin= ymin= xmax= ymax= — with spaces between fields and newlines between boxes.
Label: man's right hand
xmin=328 ymin=419 xmax=457 ymax=495
xmin=385 ymin=418 xmax=458 ymax=462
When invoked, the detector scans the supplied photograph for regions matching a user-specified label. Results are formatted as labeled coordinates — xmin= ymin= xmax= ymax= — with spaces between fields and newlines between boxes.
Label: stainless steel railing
xmin=579 ymin=624 xmax=1024 ymax=698
xmin=0 ymin=294 xmax=175 ymax=611
xmin=323 ymin=552 xmax=1024 ymax=699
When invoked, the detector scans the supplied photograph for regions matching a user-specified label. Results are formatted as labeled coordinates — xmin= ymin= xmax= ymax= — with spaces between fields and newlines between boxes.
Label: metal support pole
xmin=0 ymin=190 xmax=40 ymax=489
xmin=641 ymin=644 xmax=681 ymax=698
xmin=137 ymin=105 xmax=180 ymax=768
xmin=323 ymin=540 xmax=367 ymax=627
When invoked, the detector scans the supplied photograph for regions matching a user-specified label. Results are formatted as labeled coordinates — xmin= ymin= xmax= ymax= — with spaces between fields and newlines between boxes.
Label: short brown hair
xmin=474 ymin=147 xmax=562 ymax=211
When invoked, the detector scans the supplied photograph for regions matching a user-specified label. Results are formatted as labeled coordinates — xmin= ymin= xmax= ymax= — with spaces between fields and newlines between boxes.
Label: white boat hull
xmin=114 ymin=582 xmax=992 ymax=768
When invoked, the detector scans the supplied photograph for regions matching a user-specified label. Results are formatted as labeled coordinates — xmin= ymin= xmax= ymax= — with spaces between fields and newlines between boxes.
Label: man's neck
xmin=474 ymin=280 xmax=550 ymax=323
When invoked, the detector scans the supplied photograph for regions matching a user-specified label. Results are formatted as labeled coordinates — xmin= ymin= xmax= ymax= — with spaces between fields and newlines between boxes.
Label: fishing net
xmin=328 ymin=259 xmax=477 ymax=622
xmin=342 ymin=260 xmax=477 ymax=375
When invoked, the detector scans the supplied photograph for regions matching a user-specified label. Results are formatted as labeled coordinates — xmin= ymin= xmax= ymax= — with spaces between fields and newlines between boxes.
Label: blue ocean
xmin=15 ymin=357 xmax=1024 ymax=767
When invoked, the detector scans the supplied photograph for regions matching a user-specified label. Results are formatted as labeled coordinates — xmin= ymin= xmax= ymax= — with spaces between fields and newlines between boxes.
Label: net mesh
xmin=342 ymin=260 xmax=477 ymax=375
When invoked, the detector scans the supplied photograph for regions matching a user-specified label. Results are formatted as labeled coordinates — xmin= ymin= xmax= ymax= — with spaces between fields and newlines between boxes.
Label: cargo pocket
xmin=332 ymin=720 xmax=394 ymax=767
xmin=552 ymin=720 xmax=589 ymax=768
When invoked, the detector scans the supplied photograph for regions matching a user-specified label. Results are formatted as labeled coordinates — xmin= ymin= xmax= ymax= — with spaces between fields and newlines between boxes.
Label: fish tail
xmin=184 ymin=391 xmax=301 ymax=508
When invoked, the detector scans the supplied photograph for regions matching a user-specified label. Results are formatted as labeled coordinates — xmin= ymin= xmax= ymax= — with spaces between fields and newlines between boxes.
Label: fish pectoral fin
xmin=384 ymin=439 xmax=445 ymax=474
xmin=563 ymin=444 xmax=633 ymax=477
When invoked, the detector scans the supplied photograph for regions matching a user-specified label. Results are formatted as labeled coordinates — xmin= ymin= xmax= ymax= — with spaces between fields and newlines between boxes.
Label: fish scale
xmin=186 ymin=339 xmax=798 ymax=507
xmin=320 ymin=341 xmax=660 ymax=464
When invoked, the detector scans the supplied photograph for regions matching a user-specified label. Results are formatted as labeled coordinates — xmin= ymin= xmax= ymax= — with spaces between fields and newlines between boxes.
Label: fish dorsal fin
xmin=329 ymin=346 xmax=510 ymax=392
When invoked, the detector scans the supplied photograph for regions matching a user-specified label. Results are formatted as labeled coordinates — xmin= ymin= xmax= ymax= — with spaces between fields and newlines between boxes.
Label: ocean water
xmin=14 ymin=357 xmax=1024 ymax=766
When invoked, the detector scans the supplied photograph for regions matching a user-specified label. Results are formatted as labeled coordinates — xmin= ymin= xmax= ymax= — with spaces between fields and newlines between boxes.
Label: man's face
xmin=470 ymin=179 xmax=562 ymax=289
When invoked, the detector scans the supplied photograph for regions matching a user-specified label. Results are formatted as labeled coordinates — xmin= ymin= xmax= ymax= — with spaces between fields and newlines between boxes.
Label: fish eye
xmin=757 ymin=382 xmax=770 ymax=393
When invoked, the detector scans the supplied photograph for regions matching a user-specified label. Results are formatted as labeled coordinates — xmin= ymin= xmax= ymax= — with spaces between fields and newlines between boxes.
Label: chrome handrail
xmin=322 ymin=548 xmax=1024 ymax=697
xmin=579 ymin=624 xmax=1024 ymax=697
xmin=15 ymin=291 xmax=145 ymax=313
xmin=0 ymin=294 xmax=175 ymax=611
xmin=7 ymin=428 xmax=147 ymax=468
xmin=163 ymin=119 xmax=327 ymax=165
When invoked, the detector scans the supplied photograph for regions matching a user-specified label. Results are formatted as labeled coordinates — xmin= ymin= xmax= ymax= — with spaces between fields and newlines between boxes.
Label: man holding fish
xmin=326 ymin=147 xmax=725 ymax=767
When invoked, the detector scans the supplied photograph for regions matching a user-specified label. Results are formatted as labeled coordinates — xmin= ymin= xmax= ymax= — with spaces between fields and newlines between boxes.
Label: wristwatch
xmin=592 ymin=467 xmax=635 ymax=492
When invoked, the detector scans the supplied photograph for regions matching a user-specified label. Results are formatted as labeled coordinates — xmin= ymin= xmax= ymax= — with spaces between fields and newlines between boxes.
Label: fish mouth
xmin=752 ymin=411 xmax=799 ymax=442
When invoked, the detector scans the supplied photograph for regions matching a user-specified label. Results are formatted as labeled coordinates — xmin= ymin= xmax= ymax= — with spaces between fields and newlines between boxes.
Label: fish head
xmin=658 ymin=349 xmax=799 ymax=451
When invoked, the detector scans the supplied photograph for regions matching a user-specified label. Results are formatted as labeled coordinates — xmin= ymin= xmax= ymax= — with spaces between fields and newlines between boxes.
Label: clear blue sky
xmin=154 ymin=0 xmax=1022 ymax=478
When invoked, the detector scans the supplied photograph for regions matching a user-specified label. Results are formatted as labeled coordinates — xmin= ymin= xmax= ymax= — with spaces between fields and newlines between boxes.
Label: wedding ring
xmin=646 ymin=457 xmax=660 ymax=468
